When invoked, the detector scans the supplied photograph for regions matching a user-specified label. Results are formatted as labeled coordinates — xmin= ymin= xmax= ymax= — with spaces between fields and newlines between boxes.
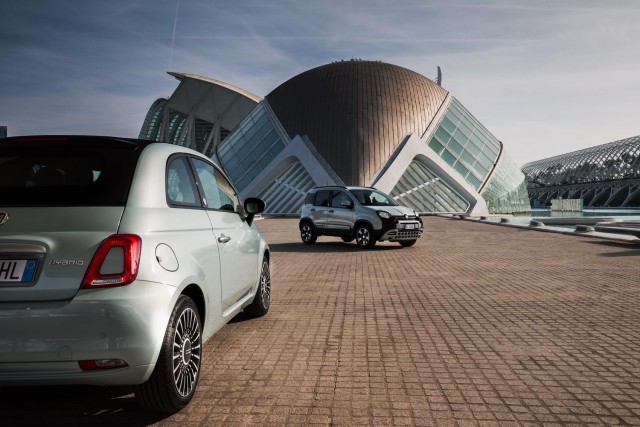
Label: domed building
xmin=141 ymin=61 xmax=530 ymax=215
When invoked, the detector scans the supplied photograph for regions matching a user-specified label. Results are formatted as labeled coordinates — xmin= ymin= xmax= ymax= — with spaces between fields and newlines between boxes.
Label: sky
xmin=1 ymin=0 xmax=639 ymax=166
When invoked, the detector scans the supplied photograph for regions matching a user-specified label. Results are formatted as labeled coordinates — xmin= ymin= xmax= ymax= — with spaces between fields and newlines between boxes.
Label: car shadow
xmin=585 ymin=240 xmax=640 ymax=257
xmin=0 ymin=385 xmax=169 ymax=426
xmin=229 ymin=311 xmax=257 ymax=324
xmin=268 ymin=241 xmax=405 ymax=253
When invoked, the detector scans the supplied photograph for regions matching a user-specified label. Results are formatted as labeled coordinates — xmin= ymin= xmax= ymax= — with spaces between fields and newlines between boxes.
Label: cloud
xmin=1 ymin=0 xmax=638 ymax=166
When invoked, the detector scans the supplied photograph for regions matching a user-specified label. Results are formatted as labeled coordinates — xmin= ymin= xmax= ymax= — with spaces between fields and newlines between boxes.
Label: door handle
xmin=218 ymin=234 xmax=231 ymax=244
xmin=310 ymin=208 xmax=316 ymax=212
xmin=328 ymin=210 xmax=334 ymax=213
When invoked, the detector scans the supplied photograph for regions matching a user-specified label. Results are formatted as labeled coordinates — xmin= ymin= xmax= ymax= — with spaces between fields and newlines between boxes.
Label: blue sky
xmin=1 ymin=0 xmax=639 ymax=166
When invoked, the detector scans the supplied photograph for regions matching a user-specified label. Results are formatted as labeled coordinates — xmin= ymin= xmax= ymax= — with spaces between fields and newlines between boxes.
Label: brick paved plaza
xmin=2 ymin=216 xmax=639 ymax=426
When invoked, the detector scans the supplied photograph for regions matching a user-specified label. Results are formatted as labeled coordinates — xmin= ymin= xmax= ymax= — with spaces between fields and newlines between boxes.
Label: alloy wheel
xmin=356 ymin=226 xmax=370 ymax=247
xmin=173 ymin=307 xmax=201 ymax=397
xmin=260 ymin=261 xmax=271 ymax=309
xmin=301 ymin=223 xmax=316 ymax=244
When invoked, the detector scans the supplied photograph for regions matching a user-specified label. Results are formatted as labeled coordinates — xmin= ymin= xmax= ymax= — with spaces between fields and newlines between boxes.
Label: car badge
xmin=0 ymin=212 xmax=8 ymax=226
xmin=404 ymin=214 xmax=409 ymax=219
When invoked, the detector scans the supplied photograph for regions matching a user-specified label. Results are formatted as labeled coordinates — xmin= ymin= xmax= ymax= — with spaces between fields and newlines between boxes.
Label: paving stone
xmin=1 ymin=217 xmax=639 ymax=426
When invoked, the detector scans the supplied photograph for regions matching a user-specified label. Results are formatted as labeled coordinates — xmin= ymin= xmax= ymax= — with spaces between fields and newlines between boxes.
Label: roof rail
xmin=310 ymin=185 xmax=347 ymax=190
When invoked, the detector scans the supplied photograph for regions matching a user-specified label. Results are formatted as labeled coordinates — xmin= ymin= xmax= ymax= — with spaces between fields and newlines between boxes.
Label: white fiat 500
xmin=0 ymin=135 xmax=270 ymax=412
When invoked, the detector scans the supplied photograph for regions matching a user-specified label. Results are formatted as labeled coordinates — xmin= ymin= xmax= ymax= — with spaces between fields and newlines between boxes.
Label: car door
xmin=189 ymin=158 xmax=260 ymax=314
xmin=164 ymin=155 xmax=223 ymax=305
xmin=326 ymin=190 xmax=356 ymax=232
xmin=310 ymin=189 xmax=332 ymax=230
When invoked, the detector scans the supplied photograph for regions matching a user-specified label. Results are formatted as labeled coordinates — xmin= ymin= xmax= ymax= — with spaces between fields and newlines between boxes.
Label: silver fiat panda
xmin=299 ymin=186 xmax=423 ymax=248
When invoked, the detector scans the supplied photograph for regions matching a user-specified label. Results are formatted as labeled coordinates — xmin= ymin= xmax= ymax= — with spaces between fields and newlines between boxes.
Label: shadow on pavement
xmin=586 ymin=240 xmax=640 ymax=257
xmin=0 ymin=385 xmax=169 ymax=426
xmin=229 ymin=311 xmax=260 ymax=323
xmin=268 ymin=241 xmax=404 ymax=253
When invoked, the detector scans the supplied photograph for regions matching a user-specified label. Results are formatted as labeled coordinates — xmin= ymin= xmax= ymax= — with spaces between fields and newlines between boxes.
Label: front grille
xmin=392 ymin=215 xmax=418 ymax=221
xmin=395 ymin=230 xmax=422 ymax=239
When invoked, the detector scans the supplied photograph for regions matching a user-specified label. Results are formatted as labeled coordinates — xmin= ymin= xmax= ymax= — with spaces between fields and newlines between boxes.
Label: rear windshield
xmin=0 ymin=138 xmax=142 ymax=207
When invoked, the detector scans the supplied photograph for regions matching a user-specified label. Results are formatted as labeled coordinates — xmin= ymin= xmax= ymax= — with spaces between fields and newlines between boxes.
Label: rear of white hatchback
xmin=0 ymin=136 xmax=270 ymax=412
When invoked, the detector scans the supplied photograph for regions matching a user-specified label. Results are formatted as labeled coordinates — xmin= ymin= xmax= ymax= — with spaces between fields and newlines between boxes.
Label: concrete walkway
xmin=2 ymin=217 xmax=639 ymax=426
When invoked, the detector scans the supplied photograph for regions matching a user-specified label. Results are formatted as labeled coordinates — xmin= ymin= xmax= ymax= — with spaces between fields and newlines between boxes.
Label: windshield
xmin=348 ymin=189 xmax=399 ymax=207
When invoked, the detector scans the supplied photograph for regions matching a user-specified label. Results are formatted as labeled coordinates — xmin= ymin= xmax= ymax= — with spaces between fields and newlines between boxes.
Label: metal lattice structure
xmin=522 ymin=136 xmax=640 ymax=208
xmin=139 ymin=72 xmax=261 ymax=158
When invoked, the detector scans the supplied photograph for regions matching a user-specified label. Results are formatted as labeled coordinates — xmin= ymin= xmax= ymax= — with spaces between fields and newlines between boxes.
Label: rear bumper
xmin=0 ymin=280 xmax=177 ymax=386
xmin=0 ymin=364 xmax=152 ymax=386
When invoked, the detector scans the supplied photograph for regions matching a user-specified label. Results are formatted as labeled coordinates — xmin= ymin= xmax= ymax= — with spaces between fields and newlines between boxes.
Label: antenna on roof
xmin=435 ymin=66 xmax=442 ymax=86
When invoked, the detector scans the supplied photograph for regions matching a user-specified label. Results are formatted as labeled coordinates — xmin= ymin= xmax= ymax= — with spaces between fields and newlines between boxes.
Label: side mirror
xmin=244 ymin=197 xmax=265 ymax=226
xmin=341 ymin=200 xmax=354 ymax=209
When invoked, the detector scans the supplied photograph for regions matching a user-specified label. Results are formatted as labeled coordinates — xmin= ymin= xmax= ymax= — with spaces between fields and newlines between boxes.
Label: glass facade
xmin=217 ymin=104 xmax=287 ymax=192
xmin=193 ymin=118 xmax=215 ymax=157
xmin=417 ymin=97 xmax=530 ymax=214
xmin=166 ymin=109 xmax=188 ymax=145
xmin=139 ymin=98 xmax=166 ymax=141
xmin=426 ymin=98 xmax=501 ymax=190
xmin=480 ymin=151 xmax=531 ymax=213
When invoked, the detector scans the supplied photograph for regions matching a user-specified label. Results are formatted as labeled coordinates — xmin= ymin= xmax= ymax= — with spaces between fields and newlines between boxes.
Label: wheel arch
xmin=181 ymin=284 xmax=206 ymax=325
xmin=353 ymin=219 xmax=375 ymax=233
xmin=299 ymin=218 xmax=314 ymax=230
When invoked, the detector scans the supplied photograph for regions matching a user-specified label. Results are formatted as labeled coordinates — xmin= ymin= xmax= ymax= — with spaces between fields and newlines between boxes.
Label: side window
xmin=305 ymin=192 xmax=316 ymax=205
xmin=331 ymin=191 xmax=352 ymax=208
xmin=166 ymin=157 xmax=198 ymax=206
xmin=315 ymin=190 xmax=332 ymax=207
xmin=190 ymin=158 xmax=239 ymax=211
xmin=213 ymin=168 xmax=238 ymax=211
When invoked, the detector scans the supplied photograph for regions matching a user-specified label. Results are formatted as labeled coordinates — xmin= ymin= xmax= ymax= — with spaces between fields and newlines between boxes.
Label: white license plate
xmin=0 ymin=259 xmax=38 ymax=283
xmin=404 ymin=224 xmax=418 ymax=230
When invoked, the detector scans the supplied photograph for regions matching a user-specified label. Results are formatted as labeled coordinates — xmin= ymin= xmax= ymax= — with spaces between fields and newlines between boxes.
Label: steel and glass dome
xmin=265 ymin=61 xmax=448 ymax=186
xmin=142 ymin=60 xmax=531 ymax=215
xmin=522 ymin=135 xmax=640 ymax=208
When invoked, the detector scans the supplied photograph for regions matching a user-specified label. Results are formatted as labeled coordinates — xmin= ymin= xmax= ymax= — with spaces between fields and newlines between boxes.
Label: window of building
xmin=216 ymin=104 xmax=287 ymax=192
xmin=426 ymin=98 xmax=502 ymax=191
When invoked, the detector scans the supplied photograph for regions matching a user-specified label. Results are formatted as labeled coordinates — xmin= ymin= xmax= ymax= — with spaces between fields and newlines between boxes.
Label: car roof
xmin=0 ymin=135 xmax=155 ymax=150
xmin=309 ymin=186 xmax=376 ymax=191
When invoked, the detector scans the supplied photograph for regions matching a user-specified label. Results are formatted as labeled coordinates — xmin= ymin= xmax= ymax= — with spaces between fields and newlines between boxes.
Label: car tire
xmin=399 ymin=239 xmax=417 ymax=247
xmin=244 ymin=259 xmax=271 ymax=317
xmin=134 ymin=295 xmax=202 ymax=413
xmin=300 ymin=222 xmax=317 ymax=244
xmin=341 ymin=236 xmax=354 ymax=243
xmin=355 ymin=224 xmax=376 ymax=248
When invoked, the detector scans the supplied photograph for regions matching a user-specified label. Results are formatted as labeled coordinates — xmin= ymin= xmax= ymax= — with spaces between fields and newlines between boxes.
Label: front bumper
xmin=0 ymin=280 xmax=177 ymax=386
xmin=377 ymin=217 xmax=423 ymax=241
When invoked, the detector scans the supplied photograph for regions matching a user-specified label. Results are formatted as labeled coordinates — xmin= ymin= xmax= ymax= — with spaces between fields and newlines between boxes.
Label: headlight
xmin=377 ymin=211 xmax=391 ymax=219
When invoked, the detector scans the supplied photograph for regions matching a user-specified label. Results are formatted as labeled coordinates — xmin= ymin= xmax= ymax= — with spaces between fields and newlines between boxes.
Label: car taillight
xmin=81 ymin=234 xmax=141 ymax=289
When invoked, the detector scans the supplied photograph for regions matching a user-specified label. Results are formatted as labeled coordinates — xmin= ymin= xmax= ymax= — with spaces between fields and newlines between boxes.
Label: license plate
xmin=404 ymin=224 xmax=417 ymax=230
xmin=0 ymin=259 xmax=38 ymax=283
